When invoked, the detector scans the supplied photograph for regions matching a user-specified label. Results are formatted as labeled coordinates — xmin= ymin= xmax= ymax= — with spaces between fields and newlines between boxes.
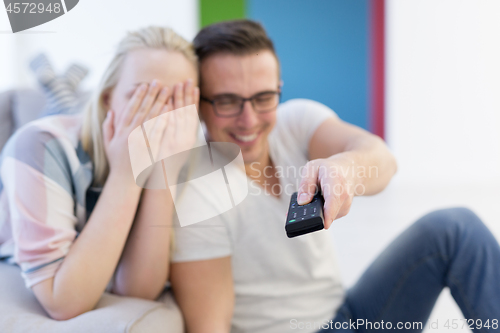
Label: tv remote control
xmin=285 ymin=191 xmax=325 ymax=238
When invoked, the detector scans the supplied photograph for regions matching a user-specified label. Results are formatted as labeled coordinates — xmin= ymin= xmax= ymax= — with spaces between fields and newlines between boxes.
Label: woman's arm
xmin=112 ymin=80 xmax=200 ymax=299
xmin=32 ymin=173 xmax=142 ymax=320
xmin=111 ymin=186 xmax=175 ymax=300
xmin=31 ymin=82 xmax=165 ymax=320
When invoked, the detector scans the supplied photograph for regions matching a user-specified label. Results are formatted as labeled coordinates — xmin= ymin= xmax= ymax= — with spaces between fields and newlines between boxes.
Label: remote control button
xmin=288 ymin=219 xmax=296 ymax=223
xmin=303 ymin=208 xmax=307 ymax=215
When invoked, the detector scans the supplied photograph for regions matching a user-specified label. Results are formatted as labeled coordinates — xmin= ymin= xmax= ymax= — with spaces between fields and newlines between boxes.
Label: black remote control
xmin=285 ymin=191 xmax=325 ymax=238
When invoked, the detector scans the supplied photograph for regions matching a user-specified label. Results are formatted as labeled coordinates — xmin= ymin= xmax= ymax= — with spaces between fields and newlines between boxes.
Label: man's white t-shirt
xmin=172 ymin=99 xmax=345 ymax=333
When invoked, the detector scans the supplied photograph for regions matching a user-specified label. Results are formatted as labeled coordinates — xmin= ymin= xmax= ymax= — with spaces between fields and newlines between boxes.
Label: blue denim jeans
xmin=319 ymin=208 xmax=500 ymax=332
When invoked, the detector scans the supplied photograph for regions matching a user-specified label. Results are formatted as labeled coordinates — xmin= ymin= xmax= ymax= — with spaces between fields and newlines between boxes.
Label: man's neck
xmin=244 ymin=145 xmax=272 ymax=181
xmin=244 ymin=144 xmax=281 ymax=197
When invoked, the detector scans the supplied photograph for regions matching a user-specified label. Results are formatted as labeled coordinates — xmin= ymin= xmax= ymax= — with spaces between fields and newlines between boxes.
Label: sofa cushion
xmin=0 ymin=262 xmax=184 ymax=333
xmin=11 ymin=89 xmax=46 ymax=129
xmin=0 ymin=91 xmax=14 ymax=153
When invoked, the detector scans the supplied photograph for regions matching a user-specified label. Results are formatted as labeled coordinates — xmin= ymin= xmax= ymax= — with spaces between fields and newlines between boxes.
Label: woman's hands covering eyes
xmin=102 ymin=79 xmax=199 ymax=183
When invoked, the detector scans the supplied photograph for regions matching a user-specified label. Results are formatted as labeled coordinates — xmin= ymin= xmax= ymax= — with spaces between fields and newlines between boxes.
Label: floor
xmin=328 ymin=180 xmax=500 ymax=333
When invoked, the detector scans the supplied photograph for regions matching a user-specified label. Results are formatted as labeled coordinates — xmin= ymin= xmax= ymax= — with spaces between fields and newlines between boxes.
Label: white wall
xmin=385 ymin=2 xmax=500 ymax=330
xmin=0 ymin=0 xmax=198 ymax=91
xmin=2 ymin=1 xmax=499 ymax=183
xmin=386 ymin=0 xmax=500 ymax=187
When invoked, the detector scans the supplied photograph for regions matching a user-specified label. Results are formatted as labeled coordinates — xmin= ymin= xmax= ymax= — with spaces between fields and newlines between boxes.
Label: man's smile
xmin=228 ymin=130 xmax=262 ymax=146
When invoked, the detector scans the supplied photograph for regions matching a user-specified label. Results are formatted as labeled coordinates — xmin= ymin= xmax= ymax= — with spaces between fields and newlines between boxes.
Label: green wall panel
xmin=200 ymin=0 xmax=246 ymax=28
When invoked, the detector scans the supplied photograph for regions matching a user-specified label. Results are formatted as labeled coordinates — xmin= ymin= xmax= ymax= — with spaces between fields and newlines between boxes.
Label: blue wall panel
xmin=248 ymin=0 xmax=369 ymax=130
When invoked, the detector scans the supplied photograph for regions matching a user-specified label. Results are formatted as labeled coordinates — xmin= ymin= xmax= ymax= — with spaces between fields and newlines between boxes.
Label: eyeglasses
xmin=200 ymin=91 xmax=281 ymax=117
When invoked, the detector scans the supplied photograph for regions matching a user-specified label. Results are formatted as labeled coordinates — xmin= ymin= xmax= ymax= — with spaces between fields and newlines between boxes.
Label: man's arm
xmin=170 ymin=257 xmax=234 ymax=333
xmin=298 ymin=117 xmax=397 ymax=228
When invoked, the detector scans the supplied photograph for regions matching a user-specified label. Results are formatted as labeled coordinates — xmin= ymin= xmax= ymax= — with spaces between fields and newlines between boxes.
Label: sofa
xmin=0 ymin=89 xmax=184 ymax=333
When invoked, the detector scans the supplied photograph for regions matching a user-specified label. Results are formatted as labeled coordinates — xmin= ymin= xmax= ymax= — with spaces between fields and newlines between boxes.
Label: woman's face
xmin=106 ymin=48 xmax=198 ymax=119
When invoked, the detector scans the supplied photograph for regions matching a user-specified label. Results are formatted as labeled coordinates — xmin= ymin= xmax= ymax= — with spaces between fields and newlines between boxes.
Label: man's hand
xmin=298 ymin=115 xmax=397 ymax=229
xmin=297 ymin=155 xmax=356 ymax=229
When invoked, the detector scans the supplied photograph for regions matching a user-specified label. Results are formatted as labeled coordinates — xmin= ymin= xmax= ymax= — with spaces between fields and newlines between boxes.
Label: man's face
xmin=199 ymin=51 xmax=279 ymax=165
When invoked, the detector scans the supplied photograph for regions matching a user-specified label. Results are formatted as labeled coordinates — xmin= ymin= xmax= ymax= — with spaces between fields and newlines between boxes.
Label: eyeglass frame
xmin=200 ymin=89 xmax=282 ymax=118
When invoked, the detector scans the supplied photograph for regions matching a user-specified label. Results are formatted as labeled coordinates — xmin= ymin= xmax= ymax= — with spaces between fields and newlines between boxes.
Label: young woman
xmin=0 ymin=26 xmax=199 ymax=320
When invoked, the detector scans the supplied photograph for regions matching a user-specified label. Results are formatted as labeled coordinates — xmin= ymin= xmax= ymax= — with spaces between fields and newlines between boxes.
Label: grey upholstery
xmin=0 ymin=89 xmax=46 ymax=152
xmin=0 ymin=91 xmax=14 ymax=152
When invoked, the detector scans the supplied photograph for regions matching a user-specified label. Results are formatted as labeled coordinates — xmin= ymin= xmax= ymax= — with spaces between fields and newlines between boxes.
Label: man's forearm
xmin=329 ymin=135 xmax=397 ymax=196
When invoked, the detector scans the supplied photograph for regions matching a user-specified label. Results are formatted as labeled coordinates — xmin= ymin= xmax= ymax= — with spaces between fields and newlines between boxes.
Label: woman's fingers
xmin=176 ymin=104 xmax=199 ymax=152
xmin=147 ymin=86 xmax=170 ymax=122
xmin=141 ymin=85 xmax=171 ymax=160
xmin=170 ymin=80 xmax=200 ymax=112
xmin=194 ymin=86 xmax=200 ymax=107
xmin=102 ymin=110 xmax=115 ymax=146
xmin=121 ymin=83 xmax=148 ymax=126
xmin=166 ymin=96 xmax=173 ymax=113
xmin=158 ymin=97 xmax=173 ymax=115
xmin=115 ymin=80 xmax=199 ymax=131
xmin=132 ymin=80 xmax=162 ymax=125
xmin=173 ymin=83 xmax=184 ymax=110
xmin=184 ymin=79 xmax=194 ymax=106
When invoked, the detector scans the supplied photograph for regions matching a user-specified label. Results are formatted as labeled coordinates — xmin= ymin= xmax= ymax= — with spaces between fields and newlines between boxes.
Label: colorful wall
xmin=199 ymin=0 xmax=385 ymax=138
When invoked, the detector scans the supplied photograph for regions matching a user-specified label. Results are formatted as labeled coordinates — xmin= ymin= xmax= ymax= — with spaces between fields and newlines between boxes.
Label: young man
xmin=170 ymin=20 xmax=500 ymax=333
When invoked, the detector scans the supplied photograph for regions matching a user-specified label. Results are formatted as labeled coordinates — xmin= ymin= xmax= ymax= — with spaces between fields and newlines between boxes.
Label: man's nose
xmin=236 ymin=100 xmax=259 ymax=127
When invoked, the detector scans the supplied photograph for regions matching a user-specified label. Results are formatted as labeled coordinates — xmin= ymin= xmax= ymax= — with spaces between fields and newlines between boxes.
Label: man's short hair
xmin=193 ymin=19 xmax=277 ymax=63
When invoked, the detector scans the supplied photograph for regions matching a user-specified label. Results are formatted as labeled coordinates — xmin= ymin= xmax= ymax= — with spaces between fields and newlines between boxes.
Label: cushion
xmin=0 ymin=262 xmax=184 ymax=333
xmin=0 ymin=90 xmax=14 ymax=153
xmin=11 ymin=89 xmax=46 ymax=129
xmin=30 ymin=53 xmax=90 ymax=116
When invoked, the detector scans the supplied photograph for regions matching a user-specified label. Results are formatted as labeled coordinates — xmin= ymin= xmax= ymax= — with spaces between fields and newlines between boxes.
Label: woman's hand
xmin=145 ymin=79 xmax=200 ymax=178
xmin=173 ymin=78 xmax=200 ymax=110
xmin=163 ymin=79 xmax=200 ymax=165
xmin=112 ymin=80 xmax=200 ymax=299
xmin=30 ymin=80 xmax=174 ymax=319
xmin=102 ymin=80 xmax=171 ymax=182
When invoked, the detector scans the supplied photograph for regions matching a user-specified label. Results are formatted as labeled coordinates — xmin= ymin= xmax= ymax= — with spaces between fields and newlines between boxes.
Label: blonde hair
xmin=81 ymin=26 xmax=197 ymax=186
